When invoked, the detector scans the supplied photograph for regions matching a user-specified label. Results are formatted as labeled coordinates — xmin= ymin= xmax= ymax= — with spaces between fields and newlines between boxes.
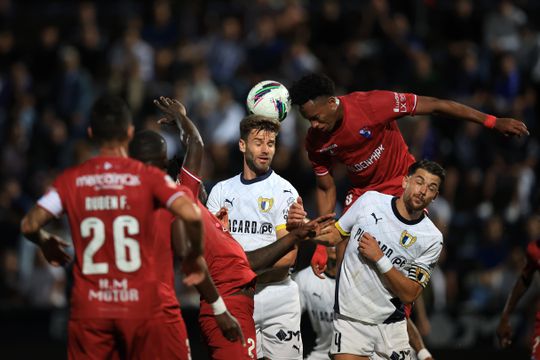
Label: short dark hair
xmin=239 ymin=114 xmax=280 ymax=140
xmin=289 ymin=73 xmax=336 ymax=106
xmin=90 ymin=96 xmax=132 ymax=143
xmin=129 ymin=130 xmax=167 ymax=167
xmin=408 ymin=160 xmax=446 ymax=184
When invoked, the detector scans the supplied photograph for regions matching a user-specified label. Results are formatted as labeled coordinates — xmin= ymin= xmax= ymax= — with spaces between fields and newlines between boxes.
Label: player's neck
xmin=99 ymin=142 xmax=129 ymax=158
xmin=395 ymin=197 xmax=423 ymax=221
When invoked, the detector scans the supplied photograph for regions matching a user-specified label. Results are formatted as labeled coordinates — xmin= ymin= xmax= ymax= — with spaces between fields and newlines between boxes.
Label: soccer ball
xmin=246 ymin=80 xmax=291 ymax=122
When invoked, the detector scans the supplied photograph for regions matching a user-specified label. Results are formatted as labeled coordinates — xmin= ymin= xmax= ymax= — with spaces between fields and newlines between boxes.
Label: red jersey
xmin=306 ymin=91 xmax=417 ymax=197
xmin=179 ymin=167 xmax=257 ymax=297
xmin=151 ymin=208 xmax=182 ymax=322
xmin=37 ymin=156 xmax=190 ymax=319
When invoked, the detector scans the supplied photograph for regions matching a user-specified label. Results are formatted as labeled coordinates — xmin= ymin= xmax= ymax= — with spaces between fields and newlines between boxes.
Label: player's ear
xmin=87 ymin=127 xmax=93 ymax=139
xmin=239 ymin=139 xmax=246 ymax=153
xmin=402 ymin=175 xmax=408 ymax=190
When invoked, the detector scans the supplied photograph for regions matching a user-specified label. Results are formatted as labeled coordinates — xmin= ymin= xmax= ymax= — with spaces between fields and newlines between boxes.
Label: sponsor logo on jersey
xmin=359 ymin=127 xmax=372 ymax=139
xmin=400 ymin=230 xmax=417 ymax=249
xmin=316 ymin=143 xmax=338 ymax=155
xmin=258 ymin=197 xmax=274 ymax=212
xmin=88 ymin=278 xmax=139 ymax=303
xmin=392 ymin=92 xmax=409 ymax=113
xmin=228 ymin=219 xmax=274 ymax=234
xmin=76 ymin=173 xmax=141 ymax=190
xmin=346 ymin=144 xmax=384 ymax=173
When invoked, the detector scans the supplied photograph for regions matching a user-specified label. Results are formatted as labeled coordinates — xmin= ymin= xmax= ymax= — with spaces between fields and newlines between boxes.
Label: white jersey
xmin=294 ymin=268 xmax=335 ymax=360
xmin=207 ymin=170 xmax=299 ymax=251
xmin=335 ymin=191 xmax=442 ymax=324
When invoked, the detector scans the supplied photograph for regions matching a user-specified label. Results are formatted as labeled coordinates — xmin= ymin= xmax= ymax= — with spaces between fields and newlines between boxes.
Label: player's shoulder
xmin=420 ymin=215 xmax=443 ymax=242
xmin=212 ymin=173 xmax=242 ymax=190
xmin=358 ymin=190 xmax=391 ymax=205
xmin=269 ymin=171 xmax=297 ymax=191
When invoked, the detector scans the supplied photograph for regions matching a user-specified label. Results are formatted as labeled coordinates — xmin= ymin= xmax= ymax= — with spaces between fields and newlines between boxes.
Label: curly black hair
xmin=289 ymin=73 xmax=336 ymax=106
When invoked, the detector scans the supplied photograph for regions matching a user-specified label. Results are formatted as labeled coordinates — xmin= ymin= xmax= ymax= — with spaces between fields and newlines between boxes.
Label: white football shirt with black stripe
xmin=206 ymin=170 xmax=299 ymax=251
xmin=335 ymin=191 xmax=442 ymax=324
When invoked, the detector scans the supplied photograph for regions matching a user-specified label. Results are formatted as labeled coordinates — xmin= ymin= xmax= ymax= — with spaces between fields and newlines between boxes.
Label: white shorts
xmin=253 ymin=277 xmax=303 ymax=359
xmin=330 ymin=315 xmax=411 ymax=359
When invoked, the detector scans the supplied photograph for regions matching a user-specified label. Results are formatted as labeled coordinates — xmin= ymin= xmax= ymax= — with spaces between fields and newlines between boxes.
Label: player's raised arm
xmin=415 ymin=95 xmax=529 ymax=137
xmin=154 ymin=96 xmax=204 ymax=175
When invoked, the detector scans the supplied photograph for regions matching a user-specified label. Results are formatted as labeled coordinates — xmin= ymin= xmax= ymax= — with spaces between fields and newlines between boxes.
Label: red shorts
xmin=199 ymin=294 xmax=256 ymax=359
xmin=68 ymin=317 xmax=190 ymax=360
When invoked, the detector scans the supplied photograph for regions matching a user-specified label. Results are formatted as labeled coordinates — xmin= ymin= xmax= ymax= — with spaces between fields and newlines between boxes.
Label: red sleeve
xmin=178 ymin=167 xmax=202 ymax=198
xmin=366 ymin=90 xmax=417 ymax=125
xmin=145 ymin=165 xmax=191 ymax=208
xmin=305 ymin=131 xmax=332 ymax=176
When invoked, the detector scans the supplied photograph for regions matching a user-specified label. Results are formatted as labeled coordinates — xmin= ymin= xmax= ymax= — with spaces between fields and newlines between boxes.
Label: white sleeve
xmin=37 ymin=189 xmax=63 ymax=218
xmin=206 ymin=183 xmax=222 ymax=214
xmin=335 ymin=194 xmax=366 ymax=235
xmin=406 ymin=236 xmax=443 ymax=288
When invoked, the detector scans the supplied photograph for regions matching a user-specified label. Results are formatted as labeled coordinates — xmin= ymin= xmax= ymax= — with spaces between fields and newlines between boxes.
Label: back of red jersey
xmin=179 ymin=167 xmax=256 ymax=296
xmin=306 ymin=91 xmax=416 ymax=195
xmin=38 ymin=156 xmax=188 ymax=319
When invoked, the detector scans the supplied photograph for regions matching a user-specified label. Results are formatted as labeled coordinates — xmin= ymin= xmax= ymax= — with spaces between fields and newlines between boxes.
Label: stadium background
xmin=0 ymin=0 xmax=539 ymax=358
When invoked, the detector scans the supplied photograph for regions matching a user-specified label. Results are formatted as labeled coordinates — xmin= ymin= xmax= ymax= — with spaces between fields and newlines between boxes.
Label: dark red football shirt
xmin=306 ymin=91 xmax=417 ymax=197
xmin=179 ymin=167 xmax=256 ymax=297
xmin=38 ymin=156 xmax=190 ymax=319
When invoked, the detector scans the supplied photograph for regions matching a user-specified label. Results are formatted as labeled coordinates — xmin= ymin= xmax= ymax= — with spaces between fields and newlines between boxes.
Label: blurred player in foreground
xmin=128 ymin=129 xmax=245 ymax=352
xmin=497 ymin=233 xmax=540 ymax=359
xmin=327 ymin=160 xmax=446 ymax=359
xmin=20 ymin=96 xmax=204 ymax=359
xmin=154 ymin=97 xmax=334 ymax=359
xmin=293 ymin=246 xmax=337 ymax=359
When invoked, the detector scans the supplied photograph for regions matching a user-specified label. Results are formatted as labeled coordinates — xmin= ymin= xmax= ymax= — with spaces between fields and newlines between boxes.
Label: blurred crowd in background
xmin=1 ymin=0 xmax=540 ymax=354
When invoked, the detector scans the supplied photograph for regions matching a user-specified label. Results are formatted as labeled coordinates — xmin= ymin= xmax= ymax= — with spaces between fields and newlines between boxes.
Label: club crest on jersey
xmin=359 ymin=127 xmax=372 ymax=139
xmin=400 ymin=230 xmax=417 ymax=249
xmin=258 ymin=197 xmax=274 ymax=212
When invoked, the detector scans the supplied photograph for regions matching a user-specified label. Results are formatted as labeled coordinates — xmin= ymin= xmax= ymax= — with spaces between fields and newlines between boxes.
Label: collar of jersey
xmin=391 ymin=197 xmax=425 ymax=225
xmin=240 ymin=169 xmax=273 ymax=184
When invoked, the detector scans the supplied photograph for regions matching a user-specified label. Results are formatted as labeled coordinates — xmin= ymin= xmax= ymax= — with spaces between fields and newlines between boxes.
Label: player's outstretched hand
xmin=286 ymin=197 xmax=307 ymax=231
xmin=215 ymin=310 xmax=246 ymax=346
xmin=291 ymin=213 xmax=335 ymax=240
xmin=496 ymin=317 xmax=512 ymax=348
xmin=358 ymin=232 xmax=384 ymax=263
xmin=494 ymin=118 xmax=529 ymax=137
xmin=41 ymin=234 xmax=72 ymax=267
xmin=182 ymin=255 xmax=207 ymax=286
xmin=214 ymin=207 xmax=230 ymax=231
xmin=154 ymin=96 xmax=187 ymax=124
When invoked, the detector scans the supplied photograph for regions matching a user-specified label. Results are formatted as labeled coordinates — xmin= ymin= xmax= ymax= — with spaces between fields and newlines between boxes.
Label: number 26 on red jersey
xmin=81 ymin=215 xmax=141 ymax=275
